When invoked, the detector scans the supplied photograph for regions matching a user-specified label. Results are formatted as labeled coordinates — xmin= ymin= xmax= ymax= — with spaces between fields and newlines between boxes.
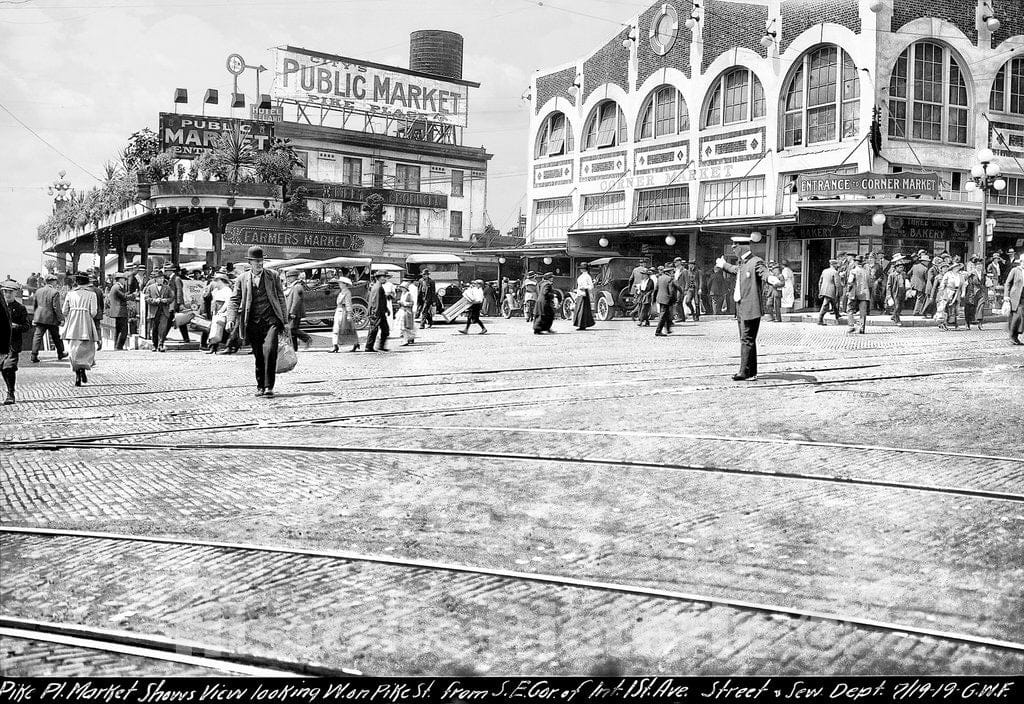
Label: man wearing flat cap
xmin=717 ymin=235 xmax=771 ymax=380
xmin=30 ymin=273 xmax=66 ymax=363
xmin=225 ymin=246 xmax=289 ymax=396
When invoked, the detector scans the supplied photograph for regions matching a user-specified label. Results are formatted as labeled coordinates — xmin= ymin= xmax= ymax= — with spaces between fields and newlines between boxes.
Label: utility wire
xmin=0 ymin=100 xmax=101 ymax=182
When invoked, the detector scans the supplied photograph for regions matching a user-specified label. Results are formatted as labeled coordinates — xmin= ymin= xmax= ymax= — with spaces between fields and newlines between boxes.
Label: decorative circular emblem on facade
xmin=190 ymin=196 xmax=201 ymax=206
xmin=953 ymin=221 xmax=968 ymax=233
xmin=226 ymin=53 xmax=246 ymax=76
xmin=649 ymin=4 xmax=679 ymax=56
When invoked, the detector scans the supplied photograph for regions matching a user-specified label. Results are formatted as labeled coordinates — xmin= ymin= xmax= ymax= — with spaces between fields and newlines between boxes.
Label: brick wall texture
xmin=991 ymin=0 xmax=1024 ymax=47
xmin=535 ymin=67 xmax=578 ymax=115
xmin=702 ymin=0 xmax=768 ymax=72
xmin=892 ymin=0 xmax=977 ymax=43
xmin=637 ymin=0 xmax=693 ymax=86
xmin=582 ymin=28 xmax=631 ymax=102
xmin=780 ymin=0 xmax=861 ymax=54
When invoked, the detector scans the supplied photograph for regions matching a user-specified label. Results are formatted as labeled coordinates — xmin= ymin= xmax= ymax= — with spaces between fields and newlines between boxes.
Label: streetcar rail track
xmin=4 ymin=526 xmax=1022 ymax=657
xmin=0 ymin=617 xmax=360 ymax=677
xmin=8 ymin=437 xmax=1022 ymax=503
xmin=2 ymin=367 xmax=983 ymax=448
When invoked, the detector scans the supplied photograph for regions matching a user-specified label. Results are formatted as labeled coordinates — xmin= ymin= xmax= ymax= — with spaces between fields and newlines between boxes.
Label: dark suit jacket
xmin=144 ymin=283 xmax=174 ymax=320
xmin=655 ymin=274 xmax=675 ymax=306
xmin=32 ymin=285 xmax=63 ymax=326
xmin=419 ymin=278 xmax=437 ymax=306
xmin=106 ymin=283 xmax=129 ymax=318
xmin=1006 ymin=266 xmax=1024 ymax=312
xmin=909 ymin=263 xmax=928 ymax=292
xmin=225 ymin=270 xmax=287 ymax=342
xmin=86 ymin=284 xmax=104 ymax=322
xmin=368 ymin=281 xmax=388 ymax=317
xmin=0 ymin=296 xmax=10 ymax=357
xmin=722 ymin=254 xmax=769 ymax=321
xmin=286 ymin=283 xmax=305 ymax=321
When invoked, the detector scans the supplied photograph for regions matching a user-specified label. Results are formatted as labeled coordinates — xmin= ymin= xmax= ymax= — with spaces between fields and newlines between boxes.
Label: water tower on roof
xmin=409 ymin=30 xmax=464 ymax=81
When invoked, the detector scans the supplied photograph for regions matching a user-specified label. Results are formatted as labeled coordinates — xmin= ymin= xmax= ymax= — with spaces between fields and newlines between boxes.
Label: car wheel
xmin=597 ymin=296 xmax=613 ymax=321
xmin=561 ymin=295 xmax=574 ymax=320
xmin=350 ymin=303 xmax=369 ymax=330
xmin=502 ymin=301 xmax=513 ymax=318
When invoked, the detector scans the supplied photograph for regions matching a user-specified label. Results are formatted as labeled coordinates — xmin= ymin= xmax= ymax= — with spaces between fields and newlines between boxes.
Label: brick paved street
xmin=2 ymin=317 xmax=1023 ymax=675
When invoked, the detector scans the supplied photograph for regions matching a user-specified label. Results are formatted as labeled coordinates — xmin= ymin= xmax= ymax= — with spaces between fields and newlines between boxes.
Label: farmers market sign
xmin=797 ymin=171 xmax=940 ymax=198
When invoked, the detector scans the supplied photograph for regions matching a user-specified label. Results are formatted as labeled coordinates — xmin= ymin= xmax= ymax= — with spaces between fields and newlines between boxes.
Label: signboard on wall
xmin=159 ymin=113 xmax=274 ymax=157
xmin=883 ymin=217 xmax=971 ymax=242
xmin=272 ymin=47 xmax=470 ymax=127
xmin=797 ymin=171 xmax=940 ymax=198
xmin=224 ymin=219 xmax=387 ymax=255
xmin=292 ymin=180 xmax=448 ymax=209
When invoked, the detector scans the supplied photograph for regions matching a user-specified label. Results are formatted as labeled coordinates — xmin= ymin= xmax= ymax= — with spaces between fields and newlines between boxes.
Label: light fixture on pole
xmin=598 ymin=237 xmax=610 ymax=248
xmin=965 ymin=148 xmax=1006 ymax=258
xmin=685 ymin=3 xmax=700 ymax=30
xmin=498 ymin=257 xmax=506 ymax=264
xmin=621 ymin=32 xmax=636 ymax=49
xmin=521 ymin=88 xmax=532 ymax=103
xmin=258 ymin=94 xmax=272 ymax=110
xmin=982 ymin=3 xmax=1001 ymax=32
xmin=759 ymin=19 xmax=777 ymax=49
xmin=566 ymin=77 xmax=582 ymax=99
xmin=173 ymin=88 xmax=187 ymax=114
xmin=231 ymin=92 xmax=246 ymax=109
xmin=749 ymin=231 xmax=763 ymax=243
xmin=868 ymin=0 xmax=884 ymax=12
xmin=47 ymin=170 xmax=72 ymax=214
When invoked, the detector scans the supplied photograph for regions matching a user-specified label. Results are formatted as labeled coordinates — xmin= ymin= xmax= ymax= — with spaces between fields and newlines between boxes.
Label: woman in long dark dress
xmin=533 ymin=273 xmax=556 ymax=334
xmin=572 ymin=262 xmax=595 ymax=330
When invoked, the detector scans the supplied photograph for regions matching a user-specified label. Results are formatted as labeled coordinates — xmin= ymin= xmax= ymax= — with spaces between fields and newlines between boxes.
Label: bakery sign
xmin=273 ymin=46 xmax=470 ymax=127
xmin=797 ymin=171 xmax=940 ymax=198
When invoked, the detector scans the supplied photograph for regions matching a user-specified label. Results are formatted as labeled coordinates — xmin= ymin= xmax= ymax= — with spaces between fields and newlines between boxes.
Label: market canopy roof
xmin=406 ymin=253 xmax=464 ymax=264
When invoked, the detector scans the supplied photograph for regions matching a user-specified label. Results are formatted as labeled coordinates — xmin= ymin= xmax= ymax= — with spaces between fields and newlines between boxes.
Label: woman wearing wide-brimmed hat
xmin=61 ymin=272 xmax=101 ymax=386
xmin=397 ymin=279 xmax=418 ymax=345
xmin=572 ymin=262 xmax=595 ymax=330
xmin=329 ymin=277 xmax=360 ymax=353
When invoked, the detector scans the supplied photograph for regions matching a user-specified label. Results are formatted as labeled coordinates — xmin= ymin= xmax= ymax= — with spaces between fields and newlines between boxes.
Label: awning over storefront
xmin=406 ymin=253 xmax=464 ymax=264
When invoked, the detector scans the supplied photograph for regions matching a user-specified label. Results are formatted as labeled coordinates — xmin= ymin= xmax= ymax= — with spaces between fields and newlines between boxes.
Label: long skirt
xmin=332 ymin=309 xmax=359 ymax=348
xmin=66 ymin=340 xmax=96 ymax=371
xmin=533 ymin=300 xmax=555 ymax=333
xmin=400 ymin=307 xmax=417 ymax=341
xmin=573 ymin=292 xmax=595 ymax=329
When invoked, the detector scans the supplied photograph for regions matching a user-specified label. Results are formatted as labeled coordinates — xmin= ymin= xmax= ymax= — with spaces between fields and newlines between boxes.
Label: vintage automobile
xmin=560 ymin=257 xmax=637 ymax=321
xmin=281 ymin=256 xmax=374 ymax=329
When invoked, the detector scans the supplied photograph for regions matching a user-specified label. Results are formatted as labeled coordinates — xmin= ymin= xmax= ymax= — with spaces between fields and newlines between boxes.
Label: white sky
xmin=0 ymin=0 xmax=657 ymax=281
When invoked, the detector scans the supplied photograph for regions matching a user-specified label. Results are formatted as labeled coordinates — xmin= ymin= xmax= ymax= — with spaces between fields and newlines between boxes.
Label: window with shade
xmin=990 ymin=57 xmax=1024 ymax=117
xmin=888 ymin=42 xmax=969 ymax=144
xmin=394 ymin=207 xmax=419 ymax=235
xmin=532 ymin=197 xmax=573 ymax=240
xmin=637 ymin=86 xmax=690 ymax=140
xmin=342 ymin=157 xmax=362 ymax=186
xmin=782 ymin=46 xmax=860 ymax=147
xmin=535 ymin=112 xmax=574 ymax=158
xmin=580 ymin=192 xmax=627 ymax=228
xmin=700 ymin=177 xmax=766 ymax=219
xmin=703 ymin=69 xmax=765 ymax=128
xmin=395 ymin=164 xmax=421 ymax=191
xmin=450 ymin=210 xmax=463 ymax=239
xmin=635 ymin=186 xmax=690 ymax=222
xmin=582 ymin=101 xmax=627 ymax=150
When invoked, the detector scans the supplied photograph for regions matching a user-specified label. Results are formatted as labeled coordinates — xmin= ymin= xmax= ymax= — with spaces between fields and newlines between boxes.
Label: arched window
xmin=782 ymin=46 xmax=860 ymax=147
xmin=535 ymin=112 xmax=574 ymax=158
xmin=703 ymin=68 xmax=765 ymax=128
xmin=888 ymin=42 xmax=969 ymax=144
xmin=583 ymin=101 xmax=627 ymax=150
xmin=637 ymin=86 xmax=690 ymax=140
xmin=991 ymin=57 xmax=1024 ymax=116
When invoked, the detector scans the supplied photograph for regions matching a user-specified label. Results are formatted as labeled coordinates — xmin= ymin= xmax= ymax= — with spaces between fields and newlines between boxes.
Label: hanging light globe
xmin=872 ymin=212 xmax=887 ymax=227
xmin=750 ymin=231 xmax=763 ymax=243
xmin=665 ymin=235 xmax=676 ymax=246
xmin=598 ymin=237 xmax=609 ymax=248
xmin=543 ymin=256 xmax=553 ymax=265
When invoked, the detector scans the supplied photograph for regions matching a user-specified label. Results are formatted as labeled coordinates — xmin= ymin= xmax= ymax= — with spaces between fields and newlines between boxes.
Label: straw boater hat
xmin=213 ymin=273 xmax=230 ymax=283
xmin=542 ymin=272 xmax=554 ymax=279
xmin=338 ymin=276 xmax=352 ymax=286
xmin=0 ymin=280 xmax=20 ymax=291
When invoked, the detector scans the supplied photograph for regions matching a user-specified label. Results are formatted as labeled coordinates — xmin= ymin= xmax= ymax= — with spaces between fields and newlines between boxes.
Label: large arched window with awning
xmin=582 ymin=100 xmax=627 ymax=150
xmin=781 ymin=46 xmax=860 ymax=147
xmin=535 ymin=112 xmax=574 ymax=158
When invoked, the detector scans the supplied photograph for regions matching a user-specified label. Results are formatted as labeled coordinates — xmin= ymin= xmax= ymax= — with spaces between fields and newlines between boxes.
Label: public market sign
xmin=159 ymin=113 xmax=274 ymax=157
xmin=272 ymin=47 xmax=470 ymax=127
xmin=797 ymin=171 xmax=940 ymax=198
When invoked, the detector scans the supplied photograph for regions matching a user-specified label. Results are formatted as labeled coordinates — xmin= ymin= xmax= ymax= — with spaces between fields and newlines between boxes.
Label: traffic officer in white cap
xmin=717 ymin=234 xmax=771 ymax=381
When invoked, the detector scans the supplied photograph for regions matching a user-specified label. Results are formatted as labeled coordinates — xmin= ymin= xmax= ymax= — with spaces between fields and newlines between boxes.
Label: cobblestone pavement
xmin=1 ymin=317 xmax=1022 ymax=675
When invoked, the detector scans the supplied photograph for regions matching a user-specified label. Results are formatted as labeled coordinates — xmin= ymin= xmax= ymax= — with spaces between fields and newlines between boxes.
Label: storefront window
xmin=700 ymin=176 xmax=766 ymax=219
xmin=580 ymin=191 xmax=627 ymax=227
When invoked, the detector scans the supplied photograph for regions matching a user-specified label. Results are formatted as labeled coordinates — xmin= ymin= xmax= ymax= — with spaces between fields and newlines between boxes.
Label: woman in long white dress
xmin=61 ymin=272 xmax=101 ymax=386
xmin=329 ymin=277 xmax=360 ymax=353
xmin=781 ymin=260 xmax=796 ymax=312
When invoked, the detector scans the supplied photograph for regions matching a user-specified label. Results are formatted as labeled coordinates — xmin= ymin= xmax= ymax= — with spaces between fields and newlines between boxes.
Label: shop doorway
xmin=805 ymin=238 xmax=832 ymax=308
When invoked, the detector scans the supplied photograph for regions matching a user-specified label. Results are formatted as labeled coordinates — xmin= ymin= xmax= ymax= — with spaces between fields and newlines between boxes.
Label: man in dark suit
xmin=143 ymin=269 xmax=174 ymax=352
xmin=364 ymin=271 xmax=391 ymax=351
xmin=418 ymin=269 xmax=437 ymax=329
xmin=671 ymin=258 xmax=690 ymax=322
xmin=225 ymin=247 xmax=288 ymax=397
xmin=30 ymin=273 xmax=66 ymax=363
xmin=284 ymin=270 xmax=311 ymax=351
xmin=685 ymin=260 xmax=703 ymax=321
xmin=1005 ymin=257 xmax=1024 ymax=345
xmin=655 ymin=265 xmax=676 ymax=336
xmin=164 ymin=265 xmax=191 ymax=343
xmin=0 ymin=279 xmax=25 ymax=404
xmin=106 ymin=272 xmax=130 ymax=350
xmin=719 ymin=236 xmax=770 ymax=381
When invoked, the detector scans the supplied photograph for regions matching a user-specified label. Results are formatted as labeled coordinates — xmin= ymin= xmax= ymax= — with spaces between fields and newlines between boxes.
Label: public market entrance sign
xmin=159 ymin=113 xmax=274 ymax=157
xmin=797 ymin=171 xmax=940 ymax=198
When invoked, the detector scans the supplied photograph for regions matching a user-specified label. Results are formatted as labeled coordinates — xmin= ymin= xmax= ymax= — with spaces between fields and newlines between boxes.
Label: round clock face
xmin=226 ymin=53 xmax=246 ymax=75
xmin=649 ymin=5 xmax=679 ymax=56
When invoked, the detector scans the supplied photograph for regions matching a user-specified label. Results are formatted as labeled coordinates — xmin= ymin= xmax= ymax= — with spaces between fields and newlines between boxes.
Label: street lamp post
xmin=964 ymin=148 xmax=1006 ymax=260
